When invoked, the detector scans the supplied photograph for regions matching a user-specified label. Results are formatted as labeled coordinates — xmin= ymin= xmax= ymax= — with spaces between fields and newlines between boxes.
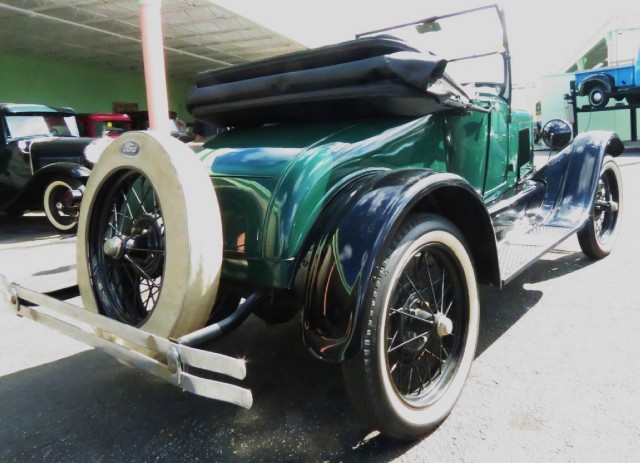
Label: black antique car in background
xmin=0 ymin=103 xmax=109 ymax=231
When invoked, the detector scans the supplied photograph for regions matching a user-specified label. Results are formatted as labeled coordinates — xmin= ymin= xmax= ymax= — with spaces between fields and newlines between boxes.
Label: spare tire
xmin=76 ymin=131 xmax=222 ymax=339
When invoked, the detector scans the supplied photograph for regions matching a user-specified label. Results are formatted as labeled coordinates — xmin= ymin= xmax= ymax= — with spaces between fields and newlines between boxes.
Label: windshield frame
xmin=356 ymin=4 xmax=511 ymax=102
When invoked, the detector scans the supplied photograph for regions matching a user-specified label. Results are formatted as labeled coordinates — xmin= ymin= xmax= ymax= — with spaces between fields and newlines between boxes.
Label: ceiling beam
xmin=0 ymin=2 xmax=232 ymax=67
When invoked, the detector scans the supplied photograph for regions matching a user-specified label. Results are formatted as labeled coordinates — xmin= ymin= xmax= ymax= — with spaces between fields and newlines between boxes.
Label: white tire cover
xmin=77 ymin=131 xmax=222 ymax=338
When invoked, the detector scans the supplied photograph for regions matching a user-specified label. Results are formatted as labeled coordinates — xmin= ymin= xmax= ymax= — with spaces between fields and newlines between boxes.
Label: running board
xmin=498 ymin=225 xmax=576 ymax=285
xmin=0 ymin=274 xmax=252 ymax=409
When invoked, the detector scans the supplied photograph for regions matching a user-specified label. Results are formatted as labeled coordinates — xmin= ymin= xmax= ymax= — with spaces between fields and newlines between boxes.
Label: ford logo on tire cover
xmin=120 ymin=141 xmax=140 ymax=157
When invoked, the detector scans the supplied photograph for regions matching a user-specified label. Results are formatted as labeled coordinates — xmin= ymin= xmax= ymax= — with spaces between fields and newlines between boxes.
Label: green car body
xmin=200 ymin=100 xmax=532 ymax=289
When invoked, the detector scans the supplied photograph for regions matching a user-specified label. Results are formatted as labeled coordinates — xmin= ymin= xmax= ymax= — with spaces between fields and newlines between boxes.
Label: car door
xmin=483 ymin=97 xmax=513 ymax=201
xmin=444 ymin=109 xmax=490 ymax=195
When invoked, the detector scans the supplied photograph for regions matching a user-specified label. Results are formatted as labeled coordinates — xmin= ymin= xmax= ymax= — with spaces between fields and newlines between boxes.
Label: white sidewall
xmin=43 ymin=179 xmax=76 ymax=232
xmin=77 ymin=131 xmax=223 ymax=338
xmin=599 ymin=159 xmax=623 ymax=252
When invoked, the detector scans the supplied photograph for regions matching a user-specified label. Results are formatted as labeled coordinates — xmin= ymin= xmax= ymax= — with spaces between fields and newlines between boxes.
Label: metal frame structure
xmin=0 ymin=274 xmax=253 ymax=408
xmin=568 ymin=80 xmax=639 ymax=141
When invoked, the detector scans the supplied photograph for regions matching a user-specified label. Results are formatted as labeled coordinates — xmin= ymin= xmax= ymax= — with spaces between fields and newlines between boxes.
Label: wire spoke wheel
xmin=343 ymin=214 xmax=479 ymax=439
xmin=88 ymin=170 xmax=165 ymax=326
xmin=386 ymin=244 xmax=465 ymax=407
xmin=77 ymin=131 xmax=222 ymax=338
xmin=578 ymin=155 xmax=622 ymax=260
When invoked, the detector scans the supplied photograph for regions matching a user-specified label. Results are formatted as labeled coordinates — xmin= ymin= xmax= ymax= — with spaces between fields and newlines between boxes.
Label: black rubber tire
xmin=207 ymin=292 xmax=241 ymax=324
xmin=577 ymin=156 xmax=622 ymax=260
xmin=588 ymin=84 xmax=609 ymax=108
xmin=77 ymin=131 xmax=223 ymax=338
xmin=342 ymin=214 xmax=479 ymax=439
xmin=43 ymin=176 xmax=82 ymax=232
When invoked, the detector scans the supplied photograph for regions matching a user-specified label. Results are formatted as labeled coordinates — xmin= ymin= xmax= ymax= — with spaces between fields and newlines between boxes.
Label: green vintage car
xmin=1 ymin=5 xmax=624 ymax=439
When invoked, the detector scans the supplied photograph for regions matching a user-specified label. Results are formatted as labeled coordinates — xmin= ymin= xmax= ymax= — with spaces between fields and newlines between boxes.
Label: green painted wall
xmin=0 ymin=51 xmax=194 ymax=121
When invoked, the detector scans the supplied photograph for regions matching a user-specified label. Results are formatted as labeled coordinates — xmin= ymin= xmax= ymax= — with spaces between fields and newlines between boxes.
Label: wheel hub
xmin=398 ymin=296 xmax=431 ymax=355
xmin=102 ymin=214 xmax=164 ymax=278
xmin=409 ymin=307 xmax=432 ymax=320
xmin=128 ymin=214 xmax=164 ymax=278
xmin=435 ymin=312 xmax=453 ymax=337
xmin=103 ymin=236 xmax=125 ymax=259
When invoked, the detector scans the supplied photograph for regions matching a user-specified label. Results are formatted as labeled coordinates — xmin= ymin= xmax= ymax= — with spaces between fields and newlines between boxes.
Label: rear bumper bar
xmin=0 ymin=274 xmax=252 ymax=409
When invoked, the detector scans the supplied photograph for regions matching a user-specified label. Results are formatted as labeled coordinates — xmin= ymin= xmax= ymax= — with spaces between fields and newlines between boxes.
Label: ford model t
xmin=0 ymin=5 xmax=623 ymax=439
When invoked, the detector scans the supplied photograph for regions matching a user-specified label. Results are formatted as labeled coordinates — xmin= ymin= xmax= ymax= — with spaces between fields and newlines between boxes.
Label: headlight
xmin=84 ymin=137 xmax=114 ymax=165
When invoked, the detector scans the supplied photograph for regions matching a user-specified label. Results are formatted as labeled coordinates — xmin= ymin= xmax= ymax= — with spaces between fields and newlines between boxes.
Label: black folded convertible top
xmin=187 ymin=36 xmax=469 ymax=127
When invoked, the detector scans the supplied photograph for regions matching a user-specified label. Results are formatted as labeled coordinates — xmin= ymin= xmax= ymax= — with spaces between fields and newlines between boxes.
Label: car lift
xmin=567 ymin=80 xmax=639 ymax=141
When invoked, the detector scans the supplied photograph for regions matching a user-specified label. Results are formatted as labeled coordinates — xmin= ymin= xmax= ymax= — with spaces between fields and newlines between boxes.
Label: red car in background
xmin=127 ymin=110 xmax=190 ymax=141
xmin=76 ymin=113 xmax=132 ymax=138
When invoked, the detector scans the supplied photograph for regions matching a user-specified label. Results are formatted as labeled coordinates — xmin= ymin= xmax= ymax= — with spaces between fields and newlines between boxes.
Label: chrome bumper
xmin=0 ymin=274 xmax=252 ymax=409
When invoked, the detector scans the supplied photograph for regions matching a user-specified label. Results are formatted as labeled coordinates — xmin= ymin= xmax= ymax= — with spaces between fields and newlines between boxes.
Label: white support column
xmin=137 ymin=0 xmax=170 ymax=134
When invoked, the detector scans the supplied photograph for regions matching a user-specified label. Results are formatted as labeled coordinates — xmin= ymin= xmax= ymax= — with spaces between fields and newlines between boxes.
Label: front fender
xmin=4 ymin=162 xmax=90 ymax=210
xmin=296 ymin=168 xmax=496 ymax=362
xmin=34 ymin=162 xmax=91 ymax=180
xmin=533 ymin=131 xmax=623 ymax=229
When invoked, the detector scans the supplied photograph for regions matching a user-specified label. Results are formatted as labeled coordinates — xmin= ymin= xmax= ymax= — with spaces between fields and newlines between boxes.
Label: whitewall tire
xmin=343 ymin=214 xmax=479 ymax=439
xmin=43 ymin=177 xmax=81 ymax=232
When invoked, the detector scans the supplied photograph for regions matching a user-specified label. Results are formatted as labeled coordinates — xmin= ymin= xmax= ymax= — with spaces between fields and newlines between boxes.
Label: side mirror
xmin=542 ymin=119 xmax=573 ymax=151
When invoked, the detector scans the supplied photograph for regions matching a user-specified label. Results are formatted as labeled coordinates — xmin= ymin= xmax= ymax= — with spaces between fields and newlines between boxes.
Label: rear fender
xmin=532 ymin=131 xmax=623 ymax=229
xmin=296 ymin=169 xmax=498 ymax=362
xmin=33 ymin=162 xmax=91 ymax=181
